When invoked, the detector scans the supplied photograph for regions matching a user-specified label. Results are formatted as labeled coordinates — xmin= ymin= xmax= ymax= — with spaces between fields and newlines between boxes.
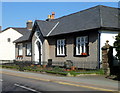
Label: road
xmin=1 ymin=69 xmax=119 ymax=93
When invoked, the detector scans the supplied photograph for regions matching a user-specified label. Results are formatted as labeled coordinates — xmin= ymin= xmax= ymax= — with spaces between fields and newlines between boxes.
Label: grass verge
xmin=1 ymin=65 xmax=104 ymax=76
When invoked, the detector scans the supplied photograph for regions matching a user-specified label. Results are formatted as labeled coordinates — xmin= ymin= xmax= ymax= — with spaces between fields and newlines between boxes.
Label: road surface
xmin=0 ymin=68 xmax=119 ymax=93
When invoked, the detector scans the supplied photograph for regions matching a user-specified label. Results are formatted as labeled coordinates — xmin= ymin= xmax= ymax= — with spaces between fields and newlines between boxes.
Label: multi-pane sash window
xmin=26 ymin=43 xmax=31 ymax=56
xmin=18 ymin=45 xmax=23 ymax=56
xmin=76 ymin=36 xmax=88 ymax=55
xmin=57 ymin=39 xmax=65 ymax=56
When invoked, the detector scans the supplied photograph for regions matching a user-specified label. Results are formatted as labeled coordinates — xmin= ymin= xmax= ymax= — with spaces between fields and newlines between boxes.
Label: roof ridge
xmin=51 ymin=5 xmax=99 ymax=21
xmin=98 ymin=5 xmax=119 ymax=9
xmin=98 ymin=5 xmax=119 ymax=28
xmin=51 ymin=5 xmax=118 ymax=21
xmin=36 ymin=20 xmax=58 ymax=23
xmin=35 ymin=20 xmax=46 ymax=22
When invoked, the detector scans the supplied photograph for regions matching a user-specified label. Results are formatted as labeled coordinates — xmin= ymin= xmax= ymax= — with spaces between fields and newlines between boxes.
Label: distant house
xmin=0 ymin=21 xmax=32 ymax=62
xmin=15 ymin=5 xmax=120 ymax=69
xmin=14 ymin=26 xmax=32 ymax=61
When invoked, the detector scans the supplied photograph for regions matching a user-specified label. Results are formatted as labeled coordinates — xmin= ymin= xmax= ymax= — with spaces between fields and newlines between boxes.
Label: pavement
xmin=0 ymin=68 xmax=120 ymax=92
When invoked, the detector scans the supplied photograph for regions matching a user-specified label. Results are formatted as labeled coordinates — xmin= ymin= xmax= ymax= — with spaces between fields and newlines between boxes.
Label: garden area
xmin=1 ymin=61 xmax=104 ymax=77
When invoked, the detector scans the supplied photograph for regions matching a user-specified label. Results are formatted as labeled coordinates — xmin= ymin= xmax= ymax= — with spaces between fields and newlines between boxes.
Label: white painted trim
xmin=46 ymin=22 xmax=59 ymax=36
xmin=76 ymin=36 xmax=88 ymax=55
xmin=26 ymin=43 xmax=32 ymax=56
xmin=35 ymin=30 xmax=41 ymax=38
xmin=57 ymin=39 xmax=65 ymax=56
xmin=34 ymin=29 xmax=43 ymax=64
xmin=34 ymin=38 xmax=43 ymax=64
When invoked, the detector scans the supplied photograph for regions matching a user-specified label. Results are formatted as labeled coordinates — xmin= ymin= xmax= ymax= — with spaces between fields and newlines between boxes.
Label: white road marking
xmin=0 ymin=79 xmax=3 ymax=82
xmin=14 ymin=84 xmax=41 ymax=93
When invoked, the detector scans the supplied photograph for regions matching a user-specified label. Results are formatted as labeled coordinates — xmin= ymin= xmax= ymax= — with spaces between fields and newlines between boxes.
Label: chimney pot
xmin=46 ymin=12 xmax=55 ymax=21
xmin=52 ymin=12 xmax=55 ymax=15
xmin=51 ymin=12 xmax=55 ymax=19
xmin=48 ymin=15 xmax=51 ymax=19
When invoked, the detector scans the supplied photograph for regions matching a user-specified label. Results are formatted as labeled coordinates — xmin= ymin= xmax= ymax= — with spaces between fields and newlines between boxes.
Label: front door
xmin=34 ymin=40 xmax=41 ymax=64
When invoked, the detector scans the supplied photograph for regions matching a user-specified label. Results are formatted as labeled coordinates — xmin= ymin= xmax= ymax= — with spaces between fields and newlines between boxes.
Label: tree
xmin=114 ymin=33 xmax=120 ymax=60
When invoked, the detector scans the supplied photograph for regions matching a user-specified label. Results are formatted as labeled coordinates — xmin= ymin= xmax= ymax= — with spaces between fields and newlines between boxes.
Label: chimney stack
xmin=51 ymin=12 xmax=55 ymax=19
xmin=46 ymin=12 xmax=55 ymax=21
xmin=26 ymin=20 xmax=33 ymax=30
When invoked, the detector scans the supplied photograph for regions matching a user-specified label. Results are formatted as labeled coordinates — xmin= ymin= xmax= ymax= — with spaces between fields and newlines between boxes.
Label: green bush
xmin=2 ymin=64 xmax=105 ymax=76
xmin=52 ymin=66 xmax=64 ymax=72
xmin=95 ymin=69 xmax=104 ymax=75
xmin=114 ymin=33 xmax=120 ymax=60
xmin=2 ymin=65 xmax=19 ymax=69
xmin=45 ymin=70 xmax=67 ymax=76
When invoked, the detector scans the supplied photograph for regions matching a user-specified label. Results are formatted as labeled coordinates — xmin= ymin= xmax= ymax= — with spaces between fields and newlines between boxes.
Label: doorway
xmin=34 ymin=39 xmax=42 ymax=65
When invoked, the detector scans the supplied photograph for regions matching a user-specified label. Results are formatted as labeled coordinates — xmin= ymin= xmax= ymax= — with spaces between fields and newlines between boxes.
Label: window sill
xmin=17 ymin=55 xmax=23 ymax=59
xmin=26 ymin=55 xmax=32 ymax=57
xmin=17 ymin=55 xmax=23 ymax=57
xmin=74 ymin=55 xmax=89 ymax=57
xmin=56 ymin=55 xmax=67 ymax=57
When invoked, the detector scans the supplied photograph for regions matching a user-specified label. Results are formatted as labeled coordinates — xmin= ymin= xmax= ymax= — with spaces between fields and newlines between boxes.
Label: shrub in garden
xmin=114 ymin=33 xmax=120 ymax=60
xmin=52 ymin=66 xmax=64 ymax=72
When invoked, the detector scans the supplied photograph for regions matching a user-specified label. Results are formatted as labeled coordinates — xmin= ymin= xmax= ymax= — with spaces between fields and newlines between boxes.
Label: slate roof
xmin=13 ymin=30 xmax=31 ymax=43
xmin=35 ymin=5 xmax=119 ymax=37
xmin=14 ymin=5 xmax=120 ymax=43
xmin=2 ymin=27 xmax=30 ymax=35
xmin=36 ymin=20 xmax=58 ymax=36
xmin=0 ymin=27 xmax=31 ymax=43
xmin=13 ymin=28 xmax=30 ymax=35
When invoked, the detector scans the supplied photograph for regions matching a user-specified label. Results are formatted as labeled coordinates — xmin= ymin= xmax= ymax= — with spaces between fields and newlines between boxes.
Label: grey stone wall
xmin=15 ymin=42 xmax=31 ymax=62
xmin=48 ymin=31 xmax=99 ymax=69
xmin=102 ymin=41 xmax=111 ymax=75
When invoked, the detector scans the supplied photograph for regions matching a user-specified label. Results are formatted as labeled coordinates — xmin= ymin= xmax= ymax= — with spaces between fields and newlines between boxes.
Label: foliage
xmin=114 ymin=33 xmax=120 ymax=60
xmin=52 ymin=66 xmax=64 ymax=72
xmin=2 ymin=65 xmax=19 ymax=69
xmin=45 ymin=70 xmax=67 ymax=76
xmin=1 ymin=64 xmax=104 ymax=76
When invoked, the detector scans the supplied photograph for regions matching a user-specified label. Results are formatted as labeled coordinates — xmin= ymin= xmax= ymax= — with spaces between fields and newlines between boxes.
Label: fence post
xmin=101 ymin=40 xmax=111 ymax=76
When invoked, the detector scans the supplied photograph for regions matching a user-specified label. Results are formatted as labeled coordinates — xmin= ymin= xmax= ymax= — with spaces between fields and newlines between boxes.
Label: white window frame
xmin=26 ymin=43 xmax=32 ymax=56
xmin=18 ymin=44 xmax=23 ymax=56
xmin=76 ymin=36 xmax=88 ymax=56
xmin=57 ymin=39 xmax=65 ymax=56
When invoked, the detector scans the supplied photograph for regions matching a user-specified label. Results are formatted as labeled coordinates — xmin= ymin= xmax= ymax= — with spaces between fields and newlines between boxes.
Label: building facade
xmin=15 ymin=5 xmax=120 ymax=69
xmin=0 ymin=21 xmax=32 ymax=63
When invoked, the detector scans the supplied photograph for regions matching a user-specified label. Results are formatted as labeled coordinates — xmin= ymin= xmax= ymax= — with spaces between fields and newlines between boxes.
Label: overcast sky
xmin=1 ymin=2 xmax=119 ymax=30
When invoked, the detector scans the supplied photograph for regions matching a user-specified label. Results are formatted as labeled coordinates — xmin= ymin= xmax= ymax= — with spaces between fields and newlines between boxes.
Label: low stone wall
xmin=0 ymin=60 xmax=14 ymax=64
